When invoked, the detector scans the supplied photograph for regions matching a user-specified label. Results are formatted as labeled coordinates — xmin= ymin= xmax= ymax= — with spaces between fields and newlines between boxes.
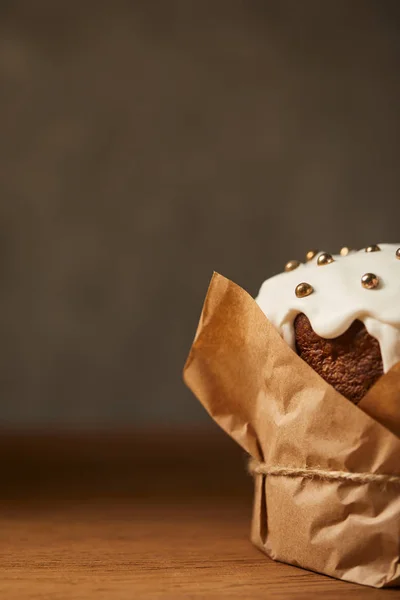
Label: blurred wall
xmin=1 ymin=1 xmax=400 ymax=426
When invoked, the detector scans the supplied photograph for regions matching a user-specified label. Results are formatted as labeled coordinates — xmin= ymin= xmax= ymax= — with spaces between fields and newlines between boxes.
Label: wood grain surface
xmin=0 ymin=430 xmax=398 ymax=599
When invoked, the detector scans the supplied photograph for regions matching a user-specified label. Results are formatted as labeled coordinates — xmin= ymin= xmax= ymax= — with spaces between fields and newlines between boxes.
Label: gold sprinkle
xmin=306 ymin=249 xmax=319 ymax=262
xmin=284 ymin=260 xmax=301 ymax=272
xmin=365 ymin=245 xmax=381 ymax=253
xmin=340 ymin=246 xmax=352 ymax=256
xmin=396 ymin=248 xmax=400 ymax=259
xmin=295 ymin=282 xmax=314 ymax=298
xmin=361 ymin=273 xmax=379 ymax=290
xmin=317 ymin=252 xmax=334 ymax=266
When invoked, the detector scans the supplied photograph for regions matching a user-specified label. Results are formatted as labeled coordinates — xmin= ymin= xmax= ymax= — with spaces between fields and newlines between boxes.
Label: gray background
xmin=1 ymin=1 xmax=400 ymax=427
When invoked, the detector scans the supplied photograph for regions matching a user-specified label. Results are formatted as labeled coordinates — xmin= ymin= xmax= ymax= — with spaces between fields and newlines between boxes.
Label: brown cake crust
xmin=294 ymin=313 xmax=383 ymax=404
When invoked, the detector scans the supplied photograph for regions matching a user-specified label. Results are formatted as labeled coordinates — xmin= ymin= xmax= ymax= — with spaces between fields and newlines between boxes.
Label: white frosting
xmin=256 ymin=244 xmax=400 ymax=372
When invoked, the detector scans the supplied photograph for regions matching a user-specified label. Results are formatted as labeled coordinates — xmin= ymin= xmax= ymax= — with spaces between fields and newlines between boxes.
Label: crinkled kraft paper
xmin=183 ymin=273 xmax=400 ymax=588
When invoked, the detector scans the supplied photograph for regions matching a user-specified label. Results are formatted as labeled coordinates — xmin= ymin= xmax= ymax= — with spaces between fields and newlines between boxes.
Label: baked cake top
xmin=256 ymin=243 xmax=400 ymax=372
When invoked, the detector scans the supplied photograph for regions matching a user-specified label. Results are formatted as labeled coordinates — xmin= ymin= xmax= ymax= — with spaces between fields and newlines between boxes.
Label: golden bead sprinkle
xmin=396 ymin=248 xmax=400 ymax=259
xmin=306 ymin=249 xmax=319 ymax=262
xmin=284 ymin=260 xmax=301 ymax=272
xmin=361 ymin=273 xmax=379 ymax=290
xmin=295 ymin=282 xmax=314 ymax=298
xmin=317 ymin=252 xmax=334 ymax=266
xmin=365 ymin=245 xmax=381 ymax=253
xmin=339 ymin=246 xmax=351 ymax=256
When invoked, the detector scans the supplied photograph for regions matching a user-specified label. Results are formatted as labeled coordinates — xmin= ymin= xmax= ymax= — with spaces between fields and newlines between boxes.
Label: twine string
xmin=248 ymin=458 xmax=400 ymax=487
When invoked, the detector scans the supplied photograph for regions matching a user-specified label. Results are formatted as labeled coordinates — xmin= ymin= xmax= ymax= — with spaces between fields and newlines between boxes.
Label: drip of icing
xmin=363 ymin=318 xmax=400 ymax=372
xmin=256 ymin=243 xmax=400 ymax=373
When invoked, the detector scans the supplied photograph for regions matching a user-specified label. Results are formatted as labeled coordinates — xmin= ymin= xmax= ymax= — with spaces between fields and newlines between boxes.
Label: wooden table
xmin=0 ymin=429 xmax=397 ymax=599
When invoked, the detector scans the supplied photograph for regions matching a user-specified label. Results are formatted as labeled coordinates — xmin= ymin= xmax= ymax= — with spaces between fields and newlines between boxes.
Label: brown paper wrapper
xmin=183 ymin=273 xmax=400 ymax=588
xmin=358 ymin=362 xmax=400 ymax=439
